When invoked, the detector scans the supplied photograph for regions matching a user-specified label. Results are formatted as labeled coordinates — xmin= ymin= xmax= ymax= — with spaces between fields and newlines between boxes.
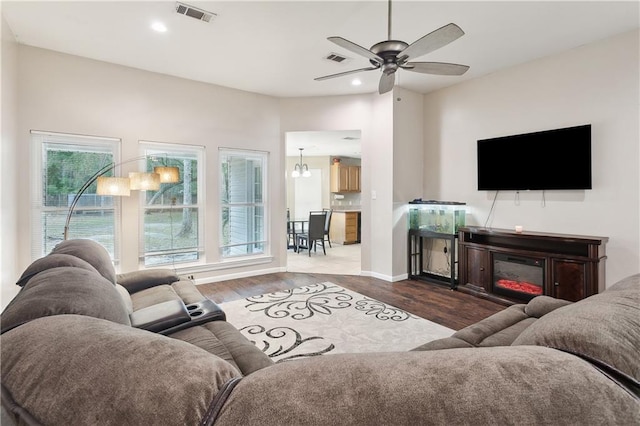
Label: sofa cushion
xmin=172 ymin=279 xmax=207 ymax=305
xmin=1 ymin=268 xmax=131 ymax=333
xmin=607 ymin=273 xmax=640 ymax=292
xmin=117 ymin=269 xmax=180 ymax=294
xmin=212 ymin=347 xmax=639 ymax=425
xmin=15 ymin=253 xmax=100 ymax=287
xmin=524 ymin=295 xmax=573 ymax=318
xmin=449 ymin=304 xmax=533 ymax=347
xmin=169 ymin=321 xmax=274 ymax=376
xmin=130 ymin=284 xmax=183 ymax=311
xmin=415 ymin=294 xmax=577 ymax=351
xmin=51 ymin=238 xmax=116 ymax=284
xmin=1 ymin=315 xmax=240 ymax=426
xmin=115 ymin=284 xmax=134 ymax=315
xmin=513 ymin=274 xmax=640 ymax=381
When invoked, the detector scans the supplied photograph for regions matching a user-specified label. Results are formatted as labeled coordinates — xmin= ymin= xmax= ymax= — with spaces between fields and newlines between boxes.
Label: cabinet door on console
xmin=551 ymin=259 xmax=587 ymax=302
xmin=464 ymin=247 xmax=490 ymax=291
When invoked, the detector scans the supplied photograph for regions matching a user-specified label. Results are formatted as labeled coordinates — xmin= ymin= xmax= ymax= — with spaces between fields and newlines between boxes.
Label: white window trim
xmin=138 ymin=141 xmax=206 ymax=267
xmin=218 ymin=147 xmax=269 ymax=259
xmin=31 ymin=130 xmax=122 ymax=262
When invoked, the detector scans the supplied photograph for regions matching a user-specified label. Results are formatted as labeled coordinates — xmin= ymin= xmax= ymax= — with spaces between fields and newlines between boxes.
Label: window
xmin=140 ymin=143 xmax=204 ymax=267
xmin=32 ymin=131 xmax=121 ymax=261
xmin=219 ymin=149 xmax=268 ymax=258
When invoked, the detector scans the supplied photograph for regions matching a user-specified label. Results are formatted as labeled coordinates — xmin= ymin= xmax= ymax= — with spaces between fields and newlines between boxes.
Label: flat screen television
xmin=477 ymin=124 xmax=592 ymax=191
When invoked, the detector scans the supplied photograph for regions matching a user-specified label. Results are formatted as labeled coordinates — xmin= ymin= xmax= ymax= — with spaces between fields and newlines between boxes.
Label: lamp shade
xmin=129 ymin=172 xmax=161 ymax=190
xmin=154 ymin=166 xmax=180 ymax=183
xmin=96 ymin=176 xmax=131 ymax=196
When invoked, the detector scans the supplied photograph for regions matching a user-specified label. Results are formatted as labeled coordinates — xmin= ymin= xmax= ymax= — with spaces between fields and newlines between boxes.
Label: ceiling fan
xmin=315 ymin=0 xmax=470 ymax=94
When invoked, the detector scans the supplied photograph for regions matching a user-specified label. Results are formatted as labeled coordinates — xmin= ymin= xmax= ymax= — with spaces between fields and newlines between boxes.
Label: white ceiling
xmin=3 ymin=1 xmax=638 ymax=100
xmin=3 ymin=1 xmax=638 ymax=158
xmin=286 ymin=130 xmax=361 ymax=158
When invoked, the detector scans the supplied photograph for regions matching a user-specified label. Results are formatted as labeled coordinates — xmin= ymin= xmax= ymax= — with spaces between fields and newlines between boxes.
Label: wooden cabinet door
xmin=347 ymin=166 xmax=360 ymax=192
xmin=338 ymin=166 xmax=349 ymax=192
xmin=464 ymin=246 xmax=490 ymax=291
xmin=344 ymin=212 xmax=358 ymax=243
xmin=551 ymin=259 xmax=587 ymax=302
xmin=331 ymin=164 xmax=361 ymax=193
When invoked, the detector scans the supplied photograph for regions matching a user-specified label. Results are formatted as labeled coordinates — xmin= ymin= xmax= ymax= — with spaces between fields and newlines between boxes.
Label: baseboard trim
xmin=192 ymin=267 xmax=286 ymax=285
xmin=360 ymin=271 xmax=408 ymax=282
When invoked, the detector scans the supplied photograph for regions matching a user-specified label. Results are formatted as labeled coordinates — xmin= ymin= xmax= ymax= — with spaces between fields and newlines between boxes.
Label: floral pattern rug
xmin=220 ymin=282 xmax=454 ymax=363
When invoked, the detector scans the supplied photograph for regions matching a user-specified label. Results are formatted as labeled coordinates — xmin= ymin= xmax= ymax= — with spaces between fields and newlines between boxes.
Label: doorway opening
xmin=285 ymin=130 xmax=361 ymax=275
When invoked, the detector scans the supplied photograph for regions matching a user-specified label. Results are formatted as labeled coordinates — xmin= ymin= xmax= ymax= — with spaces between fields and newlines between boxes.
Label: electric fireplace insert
xmin=492 ymin=253 xmax=544 ymax=301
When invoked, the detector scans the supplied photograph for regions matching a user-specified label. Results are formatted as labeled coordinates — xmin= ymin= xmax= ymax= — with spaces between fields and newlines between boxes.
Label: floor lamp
xmin=63 ymin=156 xmax=179 ymax=240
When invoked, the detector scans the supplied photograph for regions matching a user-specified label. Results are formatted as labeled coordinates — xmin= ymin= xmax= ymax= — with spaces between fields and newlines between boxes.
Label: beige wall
xmin=1 ymin=14 xmax=19 ymax=309
xmin=423 ymin=29 xmax=640 ymax=285
xmin=280 ymin=95 xmax=375 ymax=274
xmin=14 ymin=46 xmax=282 ymax=284
xmin=368 ymin=92 xmax=394 ymax=279
xmin=392 ymin=87 xmax=424 ymax=279
xmin=3 ymin=27 xmax=638 ymax=308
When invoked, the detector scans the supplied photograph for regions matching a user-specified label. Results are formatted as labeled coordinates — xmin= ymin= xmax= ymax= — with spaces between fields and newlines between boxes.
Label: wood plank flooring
xmin=196 ymin=273 xmax=505 ymax=331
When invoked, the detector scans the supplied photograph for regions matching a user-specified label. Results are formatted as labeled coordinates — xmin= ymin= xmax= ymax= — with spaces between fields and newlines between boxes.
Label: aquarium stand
xmin=408 ymin=229 xmax=458 ymax=289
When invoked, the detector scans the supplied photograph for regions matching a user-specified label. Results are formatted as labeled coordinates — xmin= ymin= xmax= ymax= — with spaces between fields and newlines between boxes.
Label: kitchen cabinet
xmin=330 ymin=211 xmax=360 ymax=244
xmin=330 ymin=164 xmax=360 ymax=193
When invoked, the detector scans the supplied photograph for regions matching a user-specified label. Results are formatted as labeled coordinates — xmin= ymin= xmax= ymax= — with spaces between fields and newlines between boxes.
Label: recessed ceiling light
xmin=351 ymin=78 xmax=362 ymax=86
xmin=151 ymin=22 xmax=167 ymax=33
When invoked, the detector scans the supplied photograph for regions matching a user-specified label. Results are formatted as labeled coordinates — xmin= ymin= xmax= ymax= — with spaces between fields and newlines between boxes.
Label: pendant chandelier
xmin=291 ymin=148 xmax=311 ymax=178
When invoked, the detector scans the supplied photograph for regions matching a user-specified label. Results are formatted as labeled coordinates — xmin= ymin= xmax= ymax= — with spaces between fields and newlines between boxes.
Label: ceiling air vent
xmin=175 ymin=2 xmax=216 ymax=22
xmin=324 ymin=52 xmax=351 ymax=64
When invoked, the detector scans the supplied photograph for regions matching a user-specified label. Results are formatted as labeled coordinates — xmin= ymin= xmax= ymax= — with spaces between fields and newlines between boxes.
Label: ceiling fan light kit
xmin=315 ymin=0 xmax=469 ymax=94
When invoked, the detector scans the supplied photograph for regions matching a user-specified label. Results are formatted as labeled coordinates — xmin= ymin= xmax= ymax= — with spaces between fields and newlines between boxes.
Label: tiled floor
xmin=287 ymin=242 xmax=361 ymax=275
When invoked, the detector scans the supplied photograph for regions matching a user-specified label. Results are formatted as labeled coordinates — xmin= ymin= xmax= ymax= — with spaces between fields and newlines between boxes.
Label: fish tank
xmin=408 ymin=200 xmax=466 ymax=234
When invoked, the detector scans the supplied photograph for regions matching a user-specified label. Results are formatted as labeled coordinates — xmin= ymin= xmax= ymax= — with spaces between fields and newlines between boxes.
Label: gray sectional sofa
xmin=1 ymin=239 xmax=638 ymax=425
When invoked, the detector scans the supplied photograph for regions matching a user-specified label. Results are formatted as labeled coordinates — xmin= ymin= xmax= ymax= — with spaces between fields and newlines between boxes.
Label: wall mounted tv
xmin=477 ymin=124 xmax=592 ymax=191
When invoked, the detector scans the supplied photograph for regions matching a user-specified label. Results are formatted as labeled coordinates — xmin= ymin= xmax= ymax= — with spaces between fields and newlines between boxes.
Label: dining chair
xmin=286 ymin=208 xmax=300 ymax=251
xmin=296 ymin=211 xmax=327 ymax=256
xmin=322 ymin=208 xmax=332 ymax=248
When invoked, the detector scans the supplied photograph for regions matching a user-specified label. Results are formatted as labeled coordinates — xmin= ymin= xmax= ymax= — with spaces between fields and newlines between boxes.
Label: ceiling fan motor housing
xmin=369 ymin=40 xmax=409 ymax=69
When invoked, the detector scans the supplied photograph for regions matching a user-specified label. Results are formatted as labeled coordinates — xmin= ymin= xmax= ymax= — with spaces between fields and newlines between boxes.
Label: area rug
xmin=220 ymin=282 xmax=454 ymax=363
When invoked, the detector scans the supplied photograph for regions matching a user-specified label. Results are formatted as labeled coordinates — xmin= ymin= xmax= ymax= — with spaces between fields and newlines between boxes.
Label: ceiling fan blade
xmin=328 ymin=36 xmax=384 ymax=64
xmin=398 ymin=23 xmax=465 ymax=61
xmin=378 ymin=72 xmax=395 ymax=94
xmin=402 ymin=62 xmax=470 ymax=76
xmin=314 ymin=66 xmax=379 ymax=81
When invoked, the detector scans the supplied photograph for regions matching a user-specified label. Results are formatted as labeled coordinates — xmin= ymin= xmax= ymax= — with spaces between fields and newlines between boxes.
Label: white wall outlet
xmin=371 ymin=190 xmax=377 ymax=200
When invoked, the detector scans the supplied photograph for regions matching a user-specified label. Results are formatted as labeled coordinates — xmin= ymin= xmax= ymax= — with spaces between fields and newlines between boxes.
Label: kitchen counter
xmin=330 ymin=211 xmax=361 ymax=244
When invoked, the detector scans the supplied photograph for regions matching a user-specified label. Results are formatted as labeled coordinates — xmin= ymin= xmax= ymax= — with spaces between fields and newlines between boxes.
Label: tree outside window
xmin=140 ymin=144 xmax=203 ymax=266
xmin=32 ymin=133 xmax=121 ymax=261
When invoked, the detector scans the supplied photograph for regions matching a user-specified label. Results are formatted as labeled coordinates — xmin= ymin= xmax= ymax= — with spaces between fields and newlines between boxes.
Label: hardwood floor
xmin=196 ymin=273 xmax=505 ymax=331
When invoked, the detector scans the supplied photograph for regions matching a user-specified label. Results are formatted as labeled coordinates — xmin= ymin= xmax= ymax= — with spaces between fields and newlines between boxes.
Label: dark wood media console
xmin=457 ymin=227 xmax=608 ymax=305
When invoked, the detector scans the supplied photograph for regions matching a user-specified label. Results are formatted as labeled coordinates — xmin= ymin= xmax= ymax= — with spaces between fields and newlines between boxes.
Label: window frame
xmin=218 ymin=148 xmax=269 ymax=259
xmin=138 ymin=141 xmax=205 ymax=267
xmin=31 ymin=130 xmax=122 ymax=262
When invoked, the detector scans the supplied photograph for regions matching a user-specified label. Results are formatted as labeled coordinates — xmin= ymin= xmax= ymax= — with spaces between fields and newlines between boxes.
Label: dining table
xmin=287 ymin=218 xmax=308 ymax=252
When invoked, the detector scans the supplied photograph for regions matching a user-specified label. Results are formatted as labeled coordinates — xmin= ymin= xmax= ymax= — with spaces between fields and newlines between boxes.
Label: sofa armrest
xmin=524 ymin=295 xmax=573 ymax=318
xmin=117 ymin=269 xmax=179 ymax=294
xmin=130 ymin=300 xmax=191 ymax=333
